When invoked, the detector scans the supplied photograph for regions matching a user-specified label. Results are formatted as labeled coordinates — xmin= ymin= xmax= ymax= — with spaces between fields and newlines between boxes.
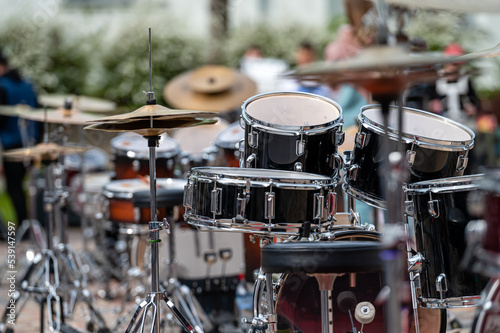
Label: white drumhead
xmin=104 ymin=178 xmax=186 ymax=195
xmin=245 ymin=92 xmax=341 ymax=127
xmin=191 ymin=166 xmax=331 ymax=182
xmin=65 ymin=148 xmax=108 ymax=171
xmin=173 ymin=119 xmax=229 ymax=156
xmin=111 ymin=132 xmax=179 ymax=154
xmin=71 ymin=172 xmax=111 ymax=193
xmin=215 ymin=121 xmax=244 ymax=149
xmin=363 ymin=106 xmax=473 ymax=142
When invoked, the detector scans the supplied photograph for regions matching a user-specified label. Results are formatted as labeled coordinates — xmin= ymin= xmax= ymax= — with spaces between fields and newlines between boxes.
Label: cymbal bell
xmin=3 ymin=142 xmax=90 ymax=161
xmin=84 ymin=117 xmax=218 ymax=137
xmin=163 ymin=65 xmax=257 ymax=112
xmin=85 ymin=103 xmax=217 ymax=124
xmin=39 ymin=94 xmax=116 ymax=113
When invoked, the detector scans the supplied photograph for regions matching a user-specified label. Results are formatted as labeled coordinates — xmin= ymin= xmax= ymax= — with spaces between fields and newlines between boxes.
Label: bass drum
xmin=471 ymin=278 xmax=500 ymax=333
xmin=253 ymin=231 xmax=447 ymax=333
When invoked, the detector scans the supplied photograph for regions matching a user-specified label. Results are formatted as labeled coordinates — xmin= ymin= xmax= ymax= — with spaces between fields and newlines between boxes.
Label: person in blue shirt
xmin=0 ymin=50 xmax=39 ymax=224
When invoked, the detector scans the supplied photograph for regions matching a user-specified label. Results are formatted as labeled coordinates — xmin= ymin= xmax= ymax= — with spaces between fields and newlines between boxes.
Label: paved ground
xmin=0 ymin=226 xmax=481 ymax=332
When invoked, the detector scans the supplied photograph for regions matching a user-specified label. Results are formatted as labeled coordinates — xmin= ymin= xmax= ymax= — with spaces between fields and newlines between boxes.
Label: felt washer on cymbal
xmin=355 ymin=301 xmax=376 ymax=324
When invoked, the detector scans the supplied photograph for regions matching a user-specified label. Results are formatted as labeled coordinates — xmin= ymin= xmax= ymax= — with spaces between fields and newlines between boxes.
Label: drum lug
xmin=436 ymin=273 xmax=448 ymax=300
xmin=246 ymin=153 xmax=256 ymax=168
xmin=330 ymin=153 xmax=343 ymax=172
xmin=343 ymin=150 xmax=353 ymax=166
xmin=248 ymin=129 xmax=259 ymax=149
xmin=236 ymin=196 xmax=247 ymax=221
xmin=294 ymin=162 xmax=303 ymax=172
xmin=407 ymin=253 xmax=424 ymax=272
xmin=264 ymin=192 xmax=275 ymax=220
xmin=456 ymin=154 xmax=468 ymax=172
xmin=406 ymin=150 xmax=416 ymax=167
xmin=132 ymin=159 xmax=141 ymax=172
xmin=313 ymin=193 xmax=325 ymax=220
xmin=427 ymin=192 xmax=440 ymax=218
xmin=296 ymin=139 xmax=305 ymax=156
xmin=355 ymin=132 xmax=367 ymax=148
xmin=348 ymin=164 xmax=360 ymax=181
xmin=211 ymin=187 xmax=222 ymax=215
xmin=238 ymin=139 xmax=246 ymax=168
xmin=183 ymin=183 xmax=193 ymax=209
xmin=404 ymin=200 xmax=414 ymax=216
xmin=327 ymin=191 xmax=337 ymax=216
xmin=335 ymin=130 xmax=345 ymax=146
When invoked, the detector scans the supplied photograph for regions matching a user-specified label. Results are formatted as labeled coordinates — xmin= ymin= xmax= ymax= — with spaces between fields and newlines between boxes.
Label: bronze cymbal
xmin=85 ymin=103 xmax=216 ymax=124
xmin=19 ymin=108 xmax=105 ymax=125
xmin=163 ymin=65 xmax=258 ymax=112
xmin=84 ymin=117 xmax=218 ymax=136
xmin=39 ymin=94 xmax=116 ymax=113
xmin=3 ymin=142 xmax=90 ymax=161
xmin=0 ymin=104 xmax=35 ymax=117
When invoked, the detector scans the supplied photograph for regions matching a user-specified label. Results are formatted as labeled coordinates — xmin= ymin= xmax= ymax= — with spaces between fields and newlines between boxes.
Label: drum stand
xmin=0 ymin=158 xmax=109 ymax=333
xmin=124 ymin=135 xmax=197 ymax=333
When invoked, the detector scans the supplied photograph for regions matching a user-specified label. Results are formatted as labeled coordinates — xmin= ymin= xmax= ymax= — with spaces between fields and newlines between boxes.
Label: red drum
xmin=214 ymin=121 xmax=244 ymax=167
xmin=111 ymin=132 xmax=180 ymax=180
xmin=480 ymin=170 xmax=500 ymax=257
xmin=103 ymin=178 xmax=186 ymax=224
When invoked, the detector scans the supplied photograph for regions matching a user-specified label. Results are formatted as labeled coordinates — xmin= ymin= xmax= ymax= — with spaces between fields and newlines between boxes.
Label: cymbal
xmin=84 ymin=117 xmax=218 ymax=137
xmin=163 ymin=65 xmax=258 ymax=112
xmin=380 ymin=0 xmax=500 ymax=12
xmin=85 ymin=103 xmax=216 ymax=124
xmin=20 ymin=108 xmax=105 ymax=125
xmin=39 ymin=94 xmax=116 ymax=113
xmin=3 ymin=142 xmax=90 ymax=161
xmin=0 ymin=104 xmax=34 ymax=117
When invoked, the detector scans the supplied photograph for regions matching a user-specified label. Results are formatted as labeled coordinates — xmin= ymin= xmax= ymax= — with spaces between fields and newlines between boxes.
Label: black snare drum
xmin=240 ymin=92 xmax=344 ymax=178
xmin=184 ymin=167 xmax=337 ymax=237
xmin=111 ymin=132 xmax=180 ymax=180
xmin=344 ymin=105 xmax=475 ymax=209
xmin=405 ymin=175 xmax=488 ymax=308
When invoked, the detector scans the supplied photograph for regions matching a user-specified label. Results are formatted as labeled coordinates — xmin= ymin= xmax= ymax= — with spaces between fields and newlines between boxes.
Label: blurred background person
xmin=0 ymin=50 xmax=39 ymax=224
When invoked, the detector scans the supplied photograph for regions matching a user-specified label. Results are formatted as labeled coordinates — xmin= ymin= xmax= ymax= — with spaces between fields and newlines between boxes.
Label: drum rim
xmin=405 ymin=174 xmax=483 ymax=194
xmin=111 ymin=133 xmax=181 ymax=159
xmin=214 ymin=121 xmax=244 ymax=149
xmin=104 ymin=178 xmax=187 ymax=199
xmin=359 ymin=104 xmax=475 ymax=150
xmin=241 ymin=91 xmax=343 ymax=134
xmin=342 ymin=181 xmax=387 ymax=210
xmin=189 ymin=166 xmax=335 ymax=186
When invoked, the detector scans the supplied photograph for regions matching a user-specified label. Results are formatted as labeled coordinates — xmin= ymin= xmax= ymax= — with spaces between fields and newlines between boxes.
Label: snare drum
xmin=345 ymin=105 xmax=475 ymax=209
xmin=241 ymin=91 xmax=344 ymax=178
xmin=405 ymin=175 xmax=488 ymax=308
xmin=103 ymin=178 xmax=186 ymax=224
xmin=111 ymin=132 xmax=180 ymax=180
xmin=184 ymin=167 xmax=337 ymax=237
xmin=214 ymin=121 xmax=244 ymax=167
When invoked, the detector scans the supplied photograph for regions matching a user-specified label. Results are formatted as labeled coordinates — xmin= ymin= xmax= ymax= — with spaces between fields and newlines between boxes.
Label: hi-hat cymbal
xmin=84 ymin=117 xmax=217 ymax=136
xmin=3 ymin=142 xmax=90 ymax=161
xmin=39 ymin=94 xmax=116 ymax=113
xmin=163 ymin=65 xmax=258 ymax=112
xmin=85 ymin=103 xmax=216 ymax=124
xmin=20 ymin=108 xmax=105 ymax=125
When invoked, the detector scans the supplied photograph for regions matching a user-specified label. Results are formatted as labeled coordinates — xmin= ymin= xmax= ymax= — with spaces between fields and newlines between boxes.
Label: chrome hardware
xmin=238 ymin=139 xmax=246 ymax=168
xmin=436 ymin=273 xmax=448 ymax=300
xmin=264 ymin=192 xmax=275 ymax=220
xmin=132 ymin=159 xmax=141 ymax=172
xmin=407 ymin=253 xmax=424 ymax=272
xmin=355 ymin=132 xmax=367 ymax=148
xmin=343 ymin=150 xmax=353 ymax=165
xmin=236 ymin=196 xmax=247 ymax=221
xmin=246 ymin=153 xmax=256 ymax=168
xmin=211 ymin=187 xmax=222 ymax=215
xmin=248 ymin=128 xmax=258 ymax=148
xmin=335 ymin=130 xmax=345 ymax=146
xmin=313 ymin=193 xmax=325 ymax=220
xmin=294 ymin=162 xmax=303 ymax=172
xmin=427 ymin=191 xmax=440 ymax=218
xmin=327 ymin=191 xmax=337 ymax=216
xmin=405 ymin=200 xmax=414 ymax=216
xmin=183 ymin=183 xmax=193 ymax=208
xmin=296 ymin=130 xmax=305 ymax=156
xmin=457 ymin=154 xmax=468 ymax=172
xmin=406 ymin=139 xmax=417 ymax=167
xmin=348 ymin=164 xmax=360 ymax=181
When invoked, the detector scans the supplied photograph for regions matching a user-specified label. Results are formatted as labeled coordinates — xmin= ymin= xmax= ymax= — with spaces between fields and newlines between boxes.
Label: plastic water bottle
xmin=235 ymin=273 xmax=254 ymax=330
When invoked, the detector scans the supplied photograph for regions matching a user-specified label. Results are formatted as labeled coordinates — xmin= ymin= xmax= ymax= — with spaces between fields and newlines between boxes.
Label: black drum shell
xmin=410 ymin=184 xmax=488 ymax=301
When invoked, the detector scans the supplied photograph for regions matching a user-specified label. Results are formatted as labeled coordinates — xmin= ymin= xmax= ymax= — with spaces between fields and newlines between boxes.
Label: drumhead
xmin=405 ymin=174 xmax=483 ymax=194
xmin=243 ymin=91 xmax=342 ymax=128
xmin=71 ymin=172 xmax=111 ymax=193
xmin=189 ymin=167 xmax=333 ymax=185
xmin=65 ymin=148 xmax=108 ymax=171
xmin=173 ymin=119 xmax=229 ymax=157
xmin=111 ymin=132 xmax=180 ymax=158
xmin=361 ymin=105 xmax=474 ymax=147
xmin=104 ymin=178 xmax=186 ymax=199
xmin=215 ymin=121 xmax=244 ymax=149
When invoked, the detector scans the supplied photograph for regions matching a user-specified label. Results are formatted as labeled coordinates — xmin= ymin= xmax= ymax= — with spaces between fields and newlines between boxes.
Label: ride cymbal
xmin=163 ymin=65 xmax=257 ymax=113
xmin=20 ymin=108 xmax=105 ymax=125
xmin=3 ymin=142 xmax=90 ymax=161
xmin=39 ymin=94 xmax=116 ymax=113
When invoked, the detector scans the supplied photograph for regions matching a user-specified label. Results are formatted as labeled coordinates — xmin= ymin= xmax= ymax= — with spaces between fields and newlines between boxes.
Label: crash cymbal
xmin=84 ymin=117 xmax=218 ymax=136
xmin=20 ymin=108 xmax=105 ymax=125
xmin=0 ymin=104 xmax=35 ymax=117
xmin=3 ymin=142 xmax=90 ymax=161
xmin=85 ymin=103 xmax=216 ymax=124
xmin=163 ymin=65 xmax=257 ymax=112
xmin=39 ymin=94 xmax=116 ymax=113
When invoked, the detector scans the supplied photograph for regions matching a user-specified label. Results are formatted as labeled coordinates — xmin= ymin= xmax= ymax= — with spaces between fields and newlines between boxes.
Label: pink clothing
xmin=324 ymin=25 xmax=363 ymax=62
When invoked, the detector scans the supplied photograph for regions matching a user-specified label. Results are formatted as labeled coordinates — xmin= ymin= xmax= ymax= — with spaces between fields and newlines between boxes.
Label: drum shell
xmin=242 ymin=123 xmax=342 ymax=178
xmin=407 ymin=177 xmax=488 ymax=305
xmin=188 ymin=178 xmax=332 ymax=225
xmin=481 ymin=171 xmax=500 ymax=255
xmin=113 ymin=155 xmax=177 ymax=180
xmin=106 ymin=196 xmax=168 ymax=224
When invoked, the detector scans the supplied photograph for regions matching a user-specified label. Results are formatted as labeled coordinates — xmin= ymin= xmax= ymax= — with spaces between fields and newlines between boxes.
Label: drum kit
xmin=0 ymin=22 xmax=499 ymax=333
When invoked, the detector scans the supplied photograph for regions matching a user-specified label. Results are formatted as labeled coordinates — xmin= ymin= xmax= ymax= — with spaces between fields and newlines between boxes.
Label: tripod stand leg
xmin=161 ymin=292 xmax=195 ymax=333
xmin=125 ymin=297 xmax=151 ymax=333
